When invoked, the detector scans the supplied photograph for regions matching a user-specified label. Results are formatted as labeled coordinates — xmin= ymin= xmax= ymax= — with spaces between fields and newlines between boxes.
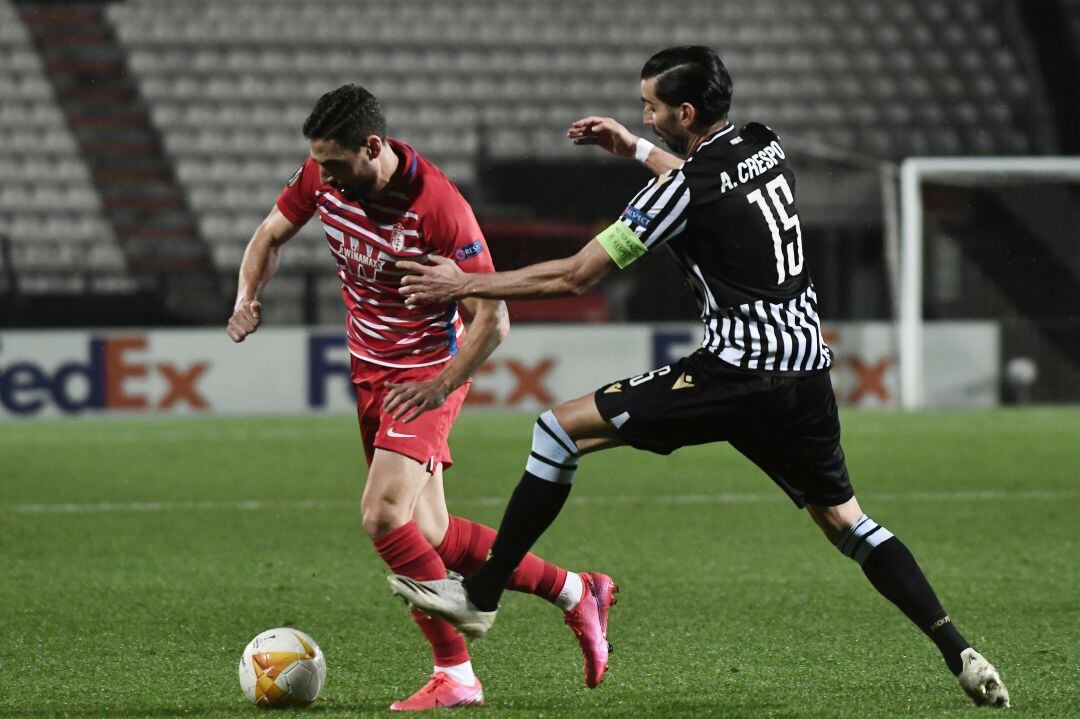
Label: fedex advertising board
xmin=0 ymin=327 xmax=651 ymax=418
xmin=651 ymin=321 xmax=1000 ymax=408
xmin=0 ymin=322 xmax=997 ymax=418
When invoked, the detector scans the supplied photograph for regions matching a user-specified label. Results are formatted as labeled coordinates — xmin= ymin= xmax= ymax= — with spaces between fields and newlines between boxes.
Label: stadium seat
xmin=0 ymin=0 xmax=130 ymax=290
xmin=2 ymin=0 xmax=1045 ymax=283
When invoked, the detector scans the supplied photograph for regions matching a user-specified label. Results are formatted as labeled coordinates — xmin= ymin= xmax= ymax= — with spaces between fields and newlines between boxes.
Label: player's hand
xmin=397 ymin=254 xmax=465 ymax=306
xmin=567 ymin=116 xmax=639 ymax=157
xmin=382 ymin=380 xmax=449 ymax=422
xmin=227 ymin=298 xmax=262 ymax=342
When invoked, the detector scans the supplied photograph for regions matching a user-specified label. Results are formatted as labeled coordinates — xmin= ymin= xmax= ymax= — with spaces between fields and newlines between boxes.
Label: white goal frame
xmin=897 ymin=156 xmax=1080 ymax=409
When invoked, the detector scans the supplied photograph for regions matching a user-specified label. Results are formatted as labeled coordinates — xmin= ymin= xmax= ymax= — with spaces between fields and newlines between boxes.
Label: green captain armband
xmin=596 ymin=221 xmax=648 ymax=269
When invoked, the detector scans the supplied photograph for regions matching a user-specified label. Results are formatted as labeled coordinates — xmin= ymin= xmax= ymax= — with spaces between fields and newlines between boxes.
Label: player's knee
xmin=360 ymin=495 xmax=412 ymax=540
xmin=525 ymin=410 xmax=581 ymax=484
xmin=834 ymin=513 xmax=895 ymax=566
xmin=807 ymin=497 xmax=864 ymax=544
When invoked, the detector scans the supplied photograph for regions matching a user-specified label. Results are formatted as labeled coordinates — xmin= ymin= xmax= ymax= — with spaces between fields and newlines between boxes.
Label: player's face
xmin=641 ymin=77 xmax=690 ymax=156
xmin=308 ymin=138 xmax=379 ymax=198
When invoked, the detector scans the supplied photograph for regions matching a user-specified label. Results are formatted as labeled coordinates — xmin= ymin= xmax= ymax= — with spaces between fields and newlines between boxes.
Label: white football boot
xmin=388 ymin=575 xmax=498 ymax=638
xmin=957 ymin=648 xmax=1011 ymax=708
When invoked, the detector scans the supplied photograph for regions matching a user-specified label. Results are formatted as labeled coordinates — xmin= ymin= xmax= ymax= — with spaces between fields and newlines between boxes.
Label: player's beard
xmin=338 ymin=178 xmax=376 ymax=201
xmin=660 ymin=131 xmax=686 ymax=155
xmin=656 ymin=128 xmax=689 ymax=157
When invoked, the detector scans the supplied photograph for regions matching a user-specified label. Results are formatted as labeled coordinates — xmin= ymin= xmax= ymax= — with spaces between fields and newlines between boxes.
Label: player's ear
xmin=364 ymin=135 xmax=382 ymax=160
xmin=679 ymin=102 xmax=696 ymax=130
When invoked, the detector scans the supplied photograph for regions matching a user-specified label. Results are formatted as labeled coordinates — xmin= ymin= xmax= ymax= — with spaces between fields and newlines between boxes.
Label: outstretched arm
xmin=566 ymin=115 xmax=683 ymax=175
xmin=399 ymin=239 xmax=615 ymax=306
xmin=227 ymin=205 xmax=300 ymax=342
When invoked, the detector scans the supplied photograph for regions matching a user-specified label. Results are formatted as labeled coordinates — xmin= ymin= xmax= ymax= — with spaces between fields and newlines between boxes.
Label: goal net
xmin=896 ymin=157 xmax=1080 ymax=409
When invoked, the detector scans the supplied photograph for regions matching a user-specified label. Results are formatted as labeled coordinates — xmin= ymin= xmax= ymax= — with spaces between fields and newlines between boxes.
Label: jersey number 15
xmin=746 ymin=175 xmax=804 ymax=284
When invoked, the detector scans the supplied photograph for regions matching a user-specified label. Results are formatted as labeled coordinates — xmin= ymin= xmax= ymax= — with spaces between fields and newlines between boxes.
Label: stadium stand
xmin=105 ymin=0 xmax=1052 ymax=255
xmin=93 ymin=0 xmax=1056 ymax=324
xmin=0 ymin=0 xmax=1063 ymax=326
xmin=17 ymin=0 xmax=230 ymax=324
xmin=0 ymin=0 xmax=128 ymax=295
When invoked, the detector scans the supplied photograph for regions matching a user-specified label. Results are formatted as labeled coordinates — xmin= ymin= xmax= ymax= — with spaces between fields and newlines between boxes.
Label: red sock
xmin=373 ymin=521 xmax=469 ymax=667
xmin=436 ymin=515 xmax=567 ymax=604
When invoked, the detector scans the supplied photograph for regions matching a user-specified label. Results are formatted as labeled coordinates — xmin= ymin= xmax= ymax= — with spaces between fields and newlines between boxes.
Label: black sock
xmin=463 ymin=471 xmax=571 ymax=611
xmin=861 ymin=537 xmax=971 ymax=675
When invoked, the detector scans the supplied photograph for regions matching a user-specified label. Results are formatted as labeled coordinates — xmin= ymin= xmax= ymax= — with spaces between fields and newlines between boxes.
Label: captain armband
xmin=596 ymin=221 xmax=648 ymax=269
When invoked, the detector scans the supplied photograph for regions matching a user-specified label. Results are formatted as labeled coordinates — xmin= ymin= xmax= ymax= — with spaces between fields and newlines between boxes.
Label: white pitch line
xmin=2 ymin=489 xmax=1075 ymax=515
xmin=1 ymin=499 xmax=348 ymax=515
xmin=0 ymin=426 xmax=1056 ymax=446
xmin=0 ymin=426 xmax=350 ymax=446
xmin=2 ymin=418 xmax=1075 ymax=446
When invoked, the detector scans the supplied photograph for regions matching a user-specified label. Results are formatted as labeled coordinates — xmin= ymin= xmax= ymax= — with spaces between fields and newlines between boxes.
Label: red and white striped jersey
xmin=276 ymin=140 xmax=495 ymax=368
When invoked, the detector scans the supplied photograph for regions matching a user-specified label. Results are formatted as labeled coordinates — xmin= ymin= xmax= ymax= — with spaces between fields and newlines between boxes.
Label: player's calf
xmin=460 ymin=411 xmax=580 ymax=612
xmin=832 ymin=513 xmax=1010 ymax=706
xmin=436 ymin=515 xmax=569 ymax=600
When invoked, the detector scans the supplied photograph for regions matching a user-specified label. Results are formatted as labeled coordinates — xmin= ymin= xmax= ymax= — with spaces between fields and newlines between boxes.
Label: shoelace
xmin=423 ymin=674 xmax=451 ymax=694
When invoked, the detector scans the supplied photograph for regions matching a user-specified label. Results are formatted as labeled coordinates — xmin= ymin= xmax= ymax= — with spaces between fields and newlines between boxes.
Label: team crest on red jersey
xmin=390 ymin=222 xmax=406 ymax=252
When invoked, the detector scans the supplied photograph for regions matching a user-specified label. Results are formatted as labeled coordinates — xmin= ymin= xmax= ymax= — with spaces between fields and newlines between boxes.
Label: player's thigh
xmin=730 ymin=371 xmax=854 ymax=509
xmin=592 ymin=353 xmax=756 ymax=455
xmin=373 ymin=376 xmax=468 ymax=470
xmin=411 ymin=464 xmax=450 ymax=546
xmin=352 ymin=377 xmax=381 ymax=467
xmin=360 ymin=448 xmax=435 ymax=535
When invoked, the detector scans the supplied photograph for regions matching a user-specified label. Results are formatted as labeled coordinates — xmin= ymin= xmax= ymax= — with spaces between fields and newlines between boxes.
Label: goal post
xmin=897 ymin=156 xmax=1080 ymax=409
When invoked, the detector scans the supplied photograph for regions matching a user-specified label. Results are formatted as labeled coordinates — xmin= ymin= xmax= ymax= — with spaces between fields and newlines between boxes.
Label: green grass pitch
xmin=2 ymin=409 xmax=1078 ymax=718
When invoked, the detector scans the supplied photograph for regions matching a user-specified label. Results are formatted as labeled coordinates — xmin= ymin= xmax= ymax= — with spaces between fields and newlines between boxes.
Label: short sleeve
xmin=598 ymin=169 xmax=692 ymax=269
xmin=424 ymin=186 xmax=495 ymax=274
xmin=275 ymin=157 xmax=322 ymax=226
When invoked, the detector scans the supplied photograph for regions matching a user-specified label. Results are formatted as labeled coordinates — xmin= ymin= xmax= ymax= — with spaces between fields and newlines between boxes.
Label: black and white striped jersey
xmin=600 ymin=122 xmax=832 ymax=374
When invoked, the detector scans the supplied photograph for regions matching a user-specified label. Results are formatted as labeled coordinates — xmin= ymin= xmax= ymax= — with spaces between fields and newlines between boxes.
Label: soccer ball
xmin=238 ymin=628 xmax=326 ymax=708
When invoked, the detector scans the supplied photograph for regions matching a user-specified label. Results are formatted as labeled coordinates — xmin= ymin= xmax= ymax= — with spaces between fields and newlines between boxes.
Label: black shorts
xmin=593 ymin=349 xmax=853 ymax=508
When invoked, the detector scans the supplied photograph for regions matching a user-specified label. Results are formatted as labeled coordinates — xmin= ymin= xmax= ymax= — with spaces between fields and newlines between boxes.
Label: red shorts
xmin=351 ymin=356 xmax=470 ymax=469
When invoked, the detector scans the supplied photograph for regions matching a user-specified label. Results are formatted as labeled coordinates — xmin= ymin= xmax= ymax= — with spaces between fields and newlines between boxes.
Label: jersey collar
xmin=690 ymin=123 xmax=737 ymax=158
xmin=386 ymin=138 xmax=419 ymax=192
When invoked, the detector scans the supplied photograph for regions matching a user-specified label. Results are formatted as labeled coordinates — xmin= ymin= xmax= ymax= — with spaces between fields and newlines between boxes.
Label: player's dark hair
xmin=303 ymin=84 xmax=386 ymax=150
xmin=641 ymin=46 xmax=733 ymax=126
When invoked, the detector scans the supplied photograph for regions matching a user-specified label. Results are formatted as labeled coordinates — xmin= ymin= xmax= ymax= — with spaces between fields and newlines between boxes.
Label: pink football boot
xmin=563 ymin=572 xmax=619 ymax=688
xmin=389 ymin=672 xmax=484 ymax=711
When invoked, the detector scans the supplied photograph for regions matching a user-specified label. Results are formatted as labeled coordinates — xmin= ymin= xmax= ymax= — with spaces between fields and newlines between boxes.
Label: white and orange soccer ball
xmin=238 ymin=628 xmax=326 ymax=708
